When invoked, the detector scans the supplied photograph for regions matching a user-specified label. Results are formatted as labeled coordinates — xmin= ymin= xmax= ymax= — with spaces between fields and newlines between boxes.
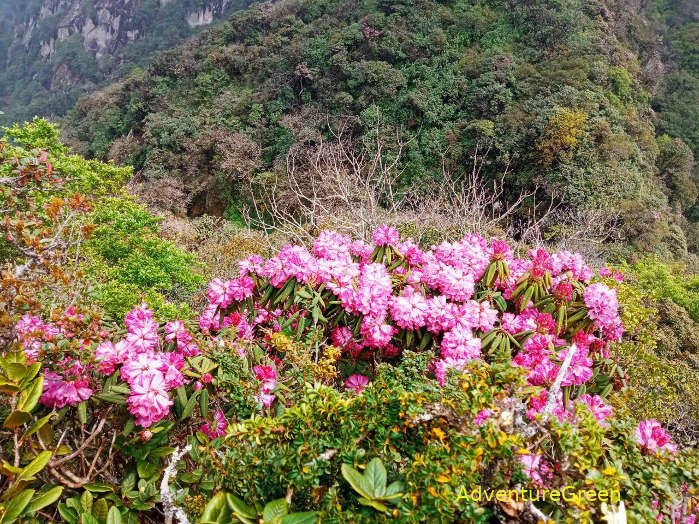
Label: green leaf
xmin=57 ymin=503 xmax=78 ymax=524
xmin=136 ymin=461 xmax=158 ymax=480
xmin=21 ymin=363 xmax=41 ymax=384
xmin=199 ymin=492 xmax=230 ymax=523
xmin=95 ymin=392 xmax=126 ymax=404
xmin=0 ymin=383 xmax=21 ymax=394
xmin=6 ymin=363 xmax=27 ymax=382
xmin=280 ymin=512 xmax=318 ymax=524
xmin=81 ymin=513 xmax=99 ymax=524
xmin=180 ymin=390 xmax=200 ymax=420
xmin=106 ymin=506 xmax=122 ymax=524
xmin=358 ymin=497 xmax=388 ymax=512
xmin=385 ymin=480 xmax=404 ymax=496
xmin=176 ymin=386 xmax=187 ymax=408
xmin=26 ymin=486 xmax=63 ymax=514
xmin=121 ymin=419 xmax=135 ymax=436
xmin=226 ymin=494 xmax=257 ymax=519
xmin=200 ymin=388 xmax=209 ymax=419
xmin=18 ymin=376 xmax=42 ymax=412
xmin=341 ymin=464 xmax=373 ymax=499
xmin=1 ymin=489 xmax=35 ymax=523
xmin=364 ymin=458 xmax=387 ymax=497
xmin=84 ymin=483 xmax=114 ymax=493
xmin=78 ymin=401 xmax=88 ymax=425
xmin=150 ymin=446 xmax=175 ymax=458
xmin=22 ymin=413 xmax=53 ymax=441
xmin=92 ymin=498 xmax=109 ymax=522
xmin=262 ymin=499 xmax=288 ymax=522
xmin=3 ymin=410 xmax=32 ymax=429
xmin=80 ymin=490 xmax=93 ymax=515
xmin=17 ymin=451 xmax=52 ymax=482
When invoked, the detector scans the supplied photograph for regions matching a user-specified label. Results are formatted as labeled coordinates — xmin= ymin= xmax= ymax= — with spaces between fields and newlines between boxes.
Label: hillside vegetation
xmin=63 ymin=0 xmax=698 ymax=258
xmin=1 ymin=0 xmax=698 ymax=522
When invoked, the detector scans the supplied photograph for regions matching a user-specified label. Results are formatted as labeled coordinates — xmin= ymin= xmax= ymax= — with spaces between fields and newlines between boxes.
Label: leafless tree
xmin=242 ymin=112 xmax=562 ymax=249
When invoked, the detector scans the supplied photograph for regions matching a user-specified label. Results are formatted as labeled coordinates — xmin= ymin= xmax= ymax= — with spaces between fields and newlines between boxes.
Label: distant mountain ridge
xmin=0 ymin=0 xmax=252 ymax=125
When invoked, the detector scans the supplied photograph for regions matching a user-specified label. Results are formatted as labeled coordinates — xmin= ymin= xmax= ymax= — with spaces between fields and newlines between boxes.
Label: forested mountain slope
xmin=0 ymin=0 xmax=252 ymax=126
xmin=62 ymin=0 xmax=698 ymax=257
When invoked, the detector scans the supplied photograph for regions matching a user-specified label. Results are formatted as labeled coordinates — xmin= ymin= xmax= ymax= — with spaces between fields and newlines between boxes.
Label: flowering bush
xmin=195 ymin=226 xmax=625 ymax=422
xmin=3 ymin=219 xmax=697 ymax=523
xmin=1 ymin=126 xmax=697 ymax=524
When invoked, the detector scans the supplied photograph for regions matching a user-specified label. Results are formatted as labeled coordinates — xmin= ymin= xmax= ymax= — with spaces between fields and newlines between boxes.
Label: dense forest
xmin=1 ymin=0 xmax=698 ymax=523
xmin=62 ymin=0 xmax=699 ymax=259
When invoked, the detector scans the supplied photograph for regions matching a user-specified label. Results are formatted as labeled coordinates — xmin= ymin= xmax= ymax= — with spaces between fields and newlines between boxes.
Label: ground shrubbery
xmin=1 ymin=120 xmax=698 ymax=523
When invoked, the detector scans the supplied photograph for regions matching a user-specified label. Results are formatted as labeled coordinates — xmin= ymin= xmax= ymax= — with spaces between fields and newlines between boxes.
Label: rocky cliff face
xmin=11 ymin=0 xmax=236 ymax=61
xmin=0 ymin=0 xmax=250 ymax=125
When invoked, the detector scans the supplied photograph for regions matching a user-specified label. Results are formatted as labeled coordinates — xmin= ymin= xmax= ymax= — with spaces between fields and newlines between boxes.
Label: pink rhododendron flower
xmin=40 ymin=371 xmax=93 ymax=408
xmin=253 ymin=365 xmax=277 ymax=393
xmin=635 ymin=419 xmax=677 ymax=454
xmin=238 ymin=254 xmax=264 ymax=276
xmin=165 ymin=320 xmax=187 ymax=342
xmin=396 ymin=238 xmax=425 ymax=265
xmin=121 ymin=351 xmax=163 ymax=386
xmin=314 ymin=230 xmax=351 ymax=260
xmin=473 ymin=409 xmax=492 ymax=426
xmin=257 ymin=392 xmax=275 ymax=407
xmin=359 ymin=316 xmax=395 ymax=348
xmin=527 ymin=358 xmax=559 ymax=386
xmin=125 ymin=318 xmax=159 ymax=353
xmin=95 ymin=339 xmax=131 ymax=375
xmin=390 ymin=287 xmax=429 ymax=330
xmin=520 ymin=453 xmax=549 ymax=485
xmin=228 ymin=276 xmax=255 ymax=300
xmin=530 ymin=248 xmax=553 ymax=279
xmin=127 ymin=373 xmax=173 ymax=428
xmin=345 ymin=374 xmax=369 ymax=394
xmin=436 ymin=265 xmax=475 ymax=302
xmin=124 ymin=304 xmax=154 ymax=331
xmin=208 ymin=278 xmax=234 ymax=308
xmin=440 ymin=325 xmax=482 ymax=361
xmin=201 ymin=410 xmax=227 ymax=439
xmin=331 ymin=326 xmax=353 ymax=349
xmin=490 ymin=239 xmax=511 ymax=260
xmin=372 ymin=224 xmax=399 ymax=246
xmin=559 ymin=346 xmax=593 ymax=386
xmin=584 ymin=283 xmax=621 ymax=333
xmin=578 ymin=394 xmax=613 ymax=426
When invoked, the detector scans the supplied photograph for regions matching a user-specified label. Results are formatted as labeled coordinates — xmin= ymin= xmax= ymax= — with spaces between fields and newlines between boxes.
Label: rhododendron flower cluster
xmin=201 ymin=409 xmax=228 ymax=439
xmin=253 ymin=365 xmax=277 ymax=407
xmin=635 ymin=419 xmax=678 ymax=454
xmin=41 ymin=363 xmax=93 ymax=409
xmin=35 ymin=303 xmax=199 ymax=427
xmin=345 ymin=374 xmax=369 ymax=394
xmin=25 ymin=226 xmax=627 ymax=437
xmin=194 ymin=225 xmax=625 ymax=429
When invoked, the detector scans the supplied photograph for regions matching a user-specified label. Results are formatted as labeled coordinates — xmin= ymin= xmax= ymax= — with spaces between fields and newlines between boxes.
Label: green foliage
xmin=625 ymin=256 xmax=699 ymax=322
xmin=2 ymin=118 xmax=131 ymax=196
xmin=60 ymin=0 xmax=698 ymax=251
xmin=200 ymin=492 xmax=318 ymax=524
xmin=84 ymin=197 xmax=202 ymax=320
xmin=57 ymin=488 xmax=126 ymax=524
xmin=341 ymin=458 xmax=404 ymax=512
xmin=604 ymin=271 xmax=699 ymax=444
xmin=0 ymin=352 xmax=63 ymax=523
